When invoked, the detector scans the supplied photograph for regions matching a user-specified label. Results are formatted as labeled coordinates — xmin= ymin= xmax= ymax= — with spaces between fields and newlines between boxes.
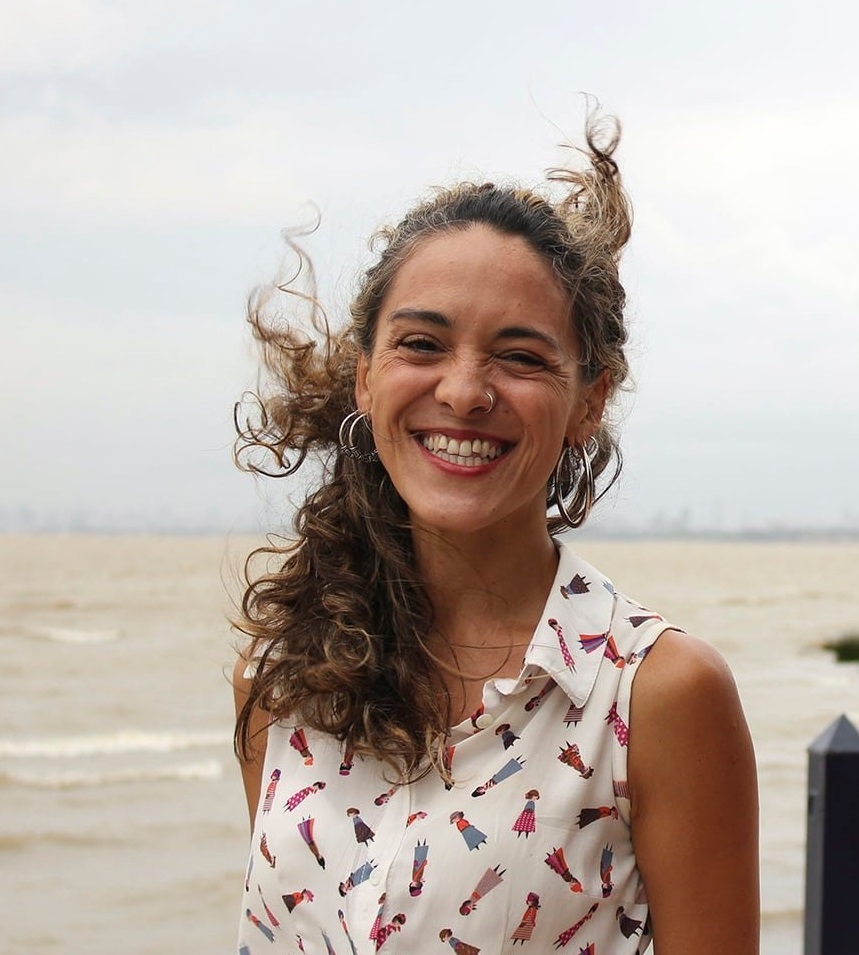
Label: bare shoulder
xmin=232 ymin=646 xmax=270 ymax=743
xmin=232 ymin=649 xmax=256 ymax=702
xmin=631 ymin=628 xmax=742 ymax=726
xmin=637 ymin=627 xmax=736 ymax=688
xmin=232 ymin=648 xmax=271 ymax=830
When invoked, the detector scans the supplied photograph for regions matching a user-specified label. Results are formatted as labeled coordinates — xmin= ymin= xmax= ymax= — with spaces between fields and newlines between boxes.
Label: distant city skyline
xmin=3 ymin=493 xmax=857 ymax=539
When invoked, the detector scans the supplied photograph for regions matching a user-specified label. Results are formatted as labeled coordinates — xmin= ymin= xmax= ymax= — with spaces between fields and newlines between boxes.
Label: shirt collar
xmin=494 ymin=541 xmax=617 ymax=708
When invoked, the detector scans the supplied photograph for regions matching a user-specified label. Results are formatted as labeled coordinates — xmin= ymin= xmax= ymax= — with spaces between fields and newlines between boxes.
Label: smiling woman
xmin=355 ymin=226 xmax=600 ymax=540
xmin=231 ymin=110 xmax=759 ymax=955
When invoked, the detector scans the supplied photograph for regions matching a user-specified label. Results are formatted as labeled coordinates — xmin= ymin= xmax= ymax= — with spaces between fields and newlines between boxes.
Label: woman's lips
xmin=419 ymin=432 xmax=509 ymax=467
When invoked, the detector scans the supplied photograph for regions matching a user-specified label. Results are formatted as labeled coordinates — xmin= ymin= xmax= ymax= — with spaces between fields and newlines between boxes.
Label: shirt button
xmin=370 ymin=868 xmax=383 ymax=886
xmin=475 ymin=713 xmax=495 ymax=729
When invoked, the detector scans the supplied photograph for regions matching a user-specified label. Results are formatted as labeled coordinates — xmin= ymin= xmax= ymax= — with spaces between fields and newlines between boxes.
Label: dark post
xmin=805 ymin=714 xmax=859 ymax=955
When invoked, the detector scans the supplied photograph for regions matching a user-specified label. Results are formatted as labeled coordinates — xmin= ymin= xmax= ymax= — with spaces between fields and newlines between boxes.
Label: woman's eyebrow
xmin=494 ymin=326 xmax=561 ymax=349
xmin=387 ymin=308 xmax=452 ymax=328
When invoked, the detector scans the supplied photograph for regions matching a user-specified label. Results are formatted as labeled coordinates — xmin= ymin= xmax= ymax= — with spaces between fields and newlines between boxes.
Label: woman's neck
xmin=412 ymin=523 xmax=559 ymax=646
xmin=411 ymin=525 xmax=560 ymax=722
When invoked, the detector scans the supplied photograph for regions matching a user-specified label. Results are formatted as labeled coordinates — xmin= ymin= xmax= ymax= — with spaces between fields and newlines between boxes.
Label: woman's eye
xmin=399 ymin=337 xmax=440 ymax=354
xmin=502 ymin=351 xmax=545 ymax=368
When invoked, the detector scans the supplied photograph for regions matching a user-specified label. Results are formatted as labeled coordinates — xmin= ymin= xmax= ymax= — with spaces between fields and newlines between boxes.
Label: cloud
xmin=1 ymin=110 xmax=316 ymax=228
xmin=0 ymin=0 xmax=131 ymax=74
xmin=0 ymin=282 xmax=253 ymax=420
xmin=628 ymin=103 xmax=859 ymax=270
xmin=0 ymin=0 xmax=244 ymax=75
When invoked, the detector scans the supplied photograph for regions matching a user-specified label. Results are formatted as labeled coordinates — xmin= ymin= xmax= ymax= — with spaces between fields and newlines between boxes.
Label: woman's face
xmin=356 ymin=224 xmax=607 ymax=541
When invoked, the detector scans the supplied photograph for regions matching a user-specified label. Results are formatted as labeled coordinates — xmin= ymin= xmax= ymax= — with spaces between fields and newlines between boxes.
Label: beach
xmin=1 ymin=534 xmax=857 ymax=954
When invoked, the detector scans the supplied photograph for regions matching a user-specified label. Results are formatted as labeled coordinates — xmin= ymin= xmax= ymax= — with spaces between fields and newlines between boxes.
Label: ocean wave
xmin=0 ymin=759 xmax=223 ymax=790
xmin=32 ymin=625 xmax=121 ymax=644
xmin=0 ymin=728 xmax=229 ymax=759
xmin=707 ymin=589 xmax=842 ymax=608
xmin=0 ymin=624 xmax=123 ymax=644
xmin=0 ymin=830 xmax=121 ymax=850
xmin=7 ymin=595 xmax=95 ymax=612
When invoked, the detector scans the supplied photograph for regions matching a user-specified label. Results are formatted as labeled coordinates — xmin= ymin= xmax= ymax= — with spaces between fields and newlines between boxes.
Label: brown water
xmin=1 ymin=535 xmax=857 ymax=953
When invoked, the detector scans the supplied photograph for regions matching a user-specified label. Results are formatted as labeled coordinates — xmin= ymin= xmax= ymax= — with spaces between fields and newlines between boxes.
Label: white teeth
xmin=420 ymin=433 xmax=505 ymax=467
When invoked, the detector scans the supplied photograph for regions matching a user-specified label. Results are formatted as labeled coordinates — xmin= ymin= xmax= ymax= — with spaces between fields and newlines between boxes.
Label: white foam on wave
xmin=35 ymin=625 xmax=121 ymax=644
xmin=0 ymin=759 xmax=223 ymax=790
xmin=0 ymin=729 xmax=229 ymax=759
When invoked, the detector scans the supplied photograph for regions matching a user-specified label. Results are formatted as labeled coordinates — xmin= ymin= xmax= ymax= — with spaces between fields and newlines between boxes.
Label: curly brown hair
xmin=234 ymin=111 xmax=632 ymax=783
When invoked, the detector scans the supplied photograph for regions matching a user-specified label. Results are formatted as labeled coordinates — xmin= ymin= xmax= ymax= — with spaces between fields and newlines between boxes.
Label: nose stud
xmin=482 ymin=390 xmax=496 ymax=414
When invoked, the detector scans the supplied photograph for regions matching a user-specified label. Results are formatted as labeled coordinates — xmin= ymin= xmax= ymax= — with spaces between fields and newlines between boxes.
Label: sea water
xmin=1 ymin=534 xmax=857 ymax=953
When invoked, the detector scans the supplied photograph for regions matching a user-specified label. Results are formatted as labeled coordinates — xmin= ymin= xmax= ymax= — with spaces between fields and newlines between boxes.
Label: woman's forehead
xmin=382 ymin=224 xmax=570 ymax=318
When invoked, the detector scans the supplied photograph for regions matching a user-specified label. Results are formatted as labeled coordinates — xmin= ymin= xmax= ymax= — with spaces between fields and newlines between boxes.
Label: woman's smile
xmin=418 ymin=431 xmax=510 ymax=468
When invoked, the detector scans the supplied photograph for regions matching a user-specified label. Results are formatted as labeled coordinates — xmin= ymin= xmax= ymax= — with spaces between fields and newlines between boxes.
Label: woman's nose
xmin=434 ymin=359 xmax=493 ymax=417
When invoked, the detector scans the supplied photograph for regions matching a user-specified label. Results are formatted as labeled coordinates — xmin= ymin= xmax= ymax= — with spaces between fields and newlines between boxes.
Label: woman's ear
xmin=567 ymin=369 xmax=611 ymax=444
xmin=355 ymin=350 xmax=372 ymax=413
xmin=586 ymin=369 xmax=611 ymax=432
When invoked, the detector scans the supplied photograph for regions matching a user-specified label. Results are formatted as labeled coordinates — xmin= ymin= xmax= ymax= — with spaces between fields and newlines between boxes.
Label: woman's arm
xmin=232 ymin=653 xmax=270 ymax=831
xmin=628 ymin=629 xmax=759 ymax=955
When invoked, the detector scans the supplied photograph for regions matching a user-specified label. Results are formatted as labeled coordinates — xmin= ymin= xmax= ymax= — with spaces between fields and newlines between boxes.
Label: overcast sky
xmin=2 ymin=0 xmax=857 ymax=533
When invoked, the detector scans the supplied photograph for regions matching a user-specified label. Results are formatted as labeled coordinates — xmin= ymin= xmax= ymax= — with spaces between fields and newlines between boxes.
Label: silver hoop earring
xmin=338 ymin=410 xmax=379 ymax=463
xmin=551 ymin=438 xmax=597 ymax=529
xmin=482 ymin=390 xmax=496 ymax=414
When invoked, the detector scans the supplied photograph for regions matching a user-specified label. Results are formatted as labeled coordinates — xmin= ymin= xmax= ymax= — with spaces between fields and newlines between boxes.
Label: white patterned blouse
xmin=237 ymin=542 xmax=675 ymax=955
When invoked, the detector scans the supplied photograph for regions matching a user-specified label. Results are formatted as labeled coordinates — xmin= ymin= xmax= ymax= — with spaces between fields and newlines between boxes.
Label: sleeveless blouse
xmin=237 ymin=543 xmax=674 ymax=955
